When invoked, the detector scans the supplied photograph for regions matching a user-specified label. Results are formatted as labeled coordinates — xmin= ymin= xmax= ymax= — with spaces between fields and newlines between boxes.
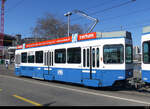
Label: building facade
xmin=0 ymin=34 xmax=21 ymax=63
xmin=133 ymin=46 xmax=141 ymax=62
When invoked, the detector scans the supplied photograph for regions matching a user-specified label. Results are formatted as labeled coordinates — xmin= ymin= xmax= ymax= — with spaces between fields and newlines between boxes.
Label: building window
xmin=67 ymin=47 xmax=81 ymax=64
xmin=21 ymin=52 xmax=27 ymax=63
xmin=103 ymin=44 xmax=124 ymax=64
xmin=35 ymin=51 xmax=43 ymax=63
xmin=55 ymin=49 xmax=66 ymax=63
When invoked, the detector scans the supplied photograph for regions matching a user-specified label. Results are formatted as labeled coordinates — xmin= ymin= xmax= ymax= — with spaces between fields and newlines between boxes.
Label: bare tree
xmin=70 ymin=24 xmax=83 ymax=34
xmin=32 ymin=13 xmax=83 ymax=40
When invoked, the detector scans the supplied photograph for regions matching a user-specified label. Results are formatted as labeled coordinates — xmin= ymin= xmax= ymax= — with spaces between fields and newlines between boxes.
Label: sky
xmin=3 ymin=0 xmax=150 ymax=47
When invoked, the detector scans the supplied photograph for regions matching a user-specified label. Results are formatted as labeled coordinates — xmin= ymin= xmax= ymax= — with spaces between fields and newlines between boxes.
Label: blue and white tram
xmin=141 ymin=26 xmax=150 ymax=83
xmin=15 ymin=31 xmax=133 ymax=87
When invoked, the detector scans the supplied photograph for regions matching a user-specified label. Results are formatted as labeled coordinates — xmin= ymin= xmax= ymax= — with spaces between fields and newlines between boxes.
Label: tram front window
xmin=103 ymin=44 xmax=124 ymax=64
xmin=143 ymin=41 xmax=150 ymax=64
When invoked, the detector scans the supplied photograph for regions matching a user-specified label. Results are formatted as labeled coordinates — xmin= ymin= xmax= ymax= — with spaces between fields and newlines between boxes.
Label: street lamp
xmin=64 ymin=12 xmax=72 ymax=36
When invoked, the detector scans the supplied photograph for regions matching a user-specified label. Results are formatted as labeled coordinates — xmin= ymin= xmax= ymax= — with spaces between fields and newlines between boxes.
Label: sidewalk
xmin=0 ymin=64 xmax=15 ymax=76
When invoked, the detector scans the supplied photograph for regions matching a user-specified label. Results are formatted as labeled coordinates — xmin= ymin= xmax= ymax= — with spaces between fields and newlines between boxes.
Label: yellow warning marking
xmin=13 ymin=94 xmax=42 ymax=106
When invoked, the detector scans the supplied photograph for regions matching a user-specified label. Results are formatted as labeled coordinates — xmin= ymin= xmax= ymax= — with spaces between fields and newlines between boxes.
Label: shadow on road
xmin=43 ymin=101 xmax=56 ymax=106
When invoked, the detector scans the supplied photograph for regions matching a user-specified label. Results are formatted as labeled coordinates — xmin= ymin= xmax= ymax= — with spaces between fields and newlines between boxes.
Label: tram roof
xmin=97 ymin=31 xmax=131 ymax=39
xmin=17 ymin=30 xmax=131 ymax=50
xmin=143 ymin=25 xmax=150 ymax=34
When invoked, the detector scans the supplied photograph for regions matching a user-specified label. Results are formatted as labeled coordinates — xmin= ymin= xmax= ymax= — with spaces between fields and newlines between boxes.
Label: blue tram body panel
xmin=43 ymin=68 xmax=54 ymax=80
xmin=50 ymin=68 xmax=82 ymax=84
xmin=100 ymin=70 xmax=125 ymax=87
xmin=125 ymin=69 xmax=133 ymax=78
xmin=82 ymin=79 xmax=100 ymax=87
xmin=82 ymin=70 xmax=127 ymax=87
xmin=33 ymin=67 xmax=44 ymax=79
xmin=142 ymin=70 xmax=150 ymax=83
xmin=21 ymin=66 xmax=33 ymax=77
xmin=14 ymin=67 xmax=130 ymax=87
xmin=15 ymin=68 xmax=21 ymax=76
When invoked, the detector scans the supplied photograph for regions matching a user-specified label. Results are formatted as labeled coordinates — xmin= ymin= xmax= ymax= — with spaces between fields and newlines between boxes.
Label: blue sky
xmin=3 ymin=0 xmax=150 ymax=47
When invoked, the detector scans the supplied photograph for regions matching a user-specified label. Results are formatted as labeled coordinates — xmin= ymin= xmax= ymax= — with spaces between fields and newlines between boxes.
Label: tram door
xmin=44 ymin=50 xmax=54 ymax=77
xmin=82 ymin=46 xmax=100 ymax=79
xmin=15 ymin=54 xmax=21 ymax=76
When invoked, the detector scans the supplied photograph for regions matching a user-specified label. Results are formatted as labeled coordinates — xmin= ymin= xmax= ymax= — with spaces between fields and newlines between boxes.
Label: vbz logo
xmin=57 ymin=70 xmax=63 ymax=75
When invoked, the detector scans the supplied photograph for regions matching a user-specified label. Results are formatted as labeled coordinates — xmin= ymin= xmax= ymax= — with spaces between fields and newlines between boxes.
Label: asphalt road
xmin=0 ymin=64 xmax=150 ymax=106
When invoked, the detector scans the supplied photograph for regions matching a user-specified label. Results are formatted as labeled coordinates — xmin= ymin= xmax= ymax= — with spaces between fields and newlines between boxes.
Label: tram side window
xmin=96 ymin=48 xmax=100 ymax=67
xmin=87 ymin=49 xmax=90 ymax=67
xmin=49 ymin=52 xmax=51 ymax=66
xmin=92 ymin=48 xmax=95 ymax=67
xmin=52 ymin=52 xmax=53 ymax=66
xmin=55 ymin=49 xmax=66 ymax=63
xmin=28 ymin=55 xmax=34 ymax=63
xmin=35 ymin=51 xmax=43 ymax=63
xmin=83 ymin=49 xmax=86 ymax=67
xmin=143 ymin=41 xmax=150 ymax=64
xmin=21 ymin=52 xmax=27 ymax=63
xmin=126 ymin=45 xmax=133 ymax=64
xmin=44 ymin=52 xmax=47 ymax=65
xmin=103 ymin=45 xmax=124 ymax=64
xmin=67 ymin=47 xmax=81 ymax=64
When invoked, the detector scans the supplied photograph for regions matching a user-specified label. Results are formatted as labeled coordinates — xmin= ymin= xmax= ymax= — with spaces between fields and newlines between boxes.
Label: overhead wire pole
xmin=0 ymin=0 xmax=6 ymax=59
xmin=1 ymin=0 xmax=5 ymax=34
xmin=64 ymin=12 xmax=72 ymax=36
xmin=73 ymin=9 xmax=99 ymax=33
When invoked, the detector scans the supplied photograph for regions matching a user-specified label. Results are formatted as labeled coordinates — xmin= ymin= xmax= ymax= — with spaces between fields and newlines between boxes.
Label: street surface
xmin=0 ymin=64 xmax=150 ymax=106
